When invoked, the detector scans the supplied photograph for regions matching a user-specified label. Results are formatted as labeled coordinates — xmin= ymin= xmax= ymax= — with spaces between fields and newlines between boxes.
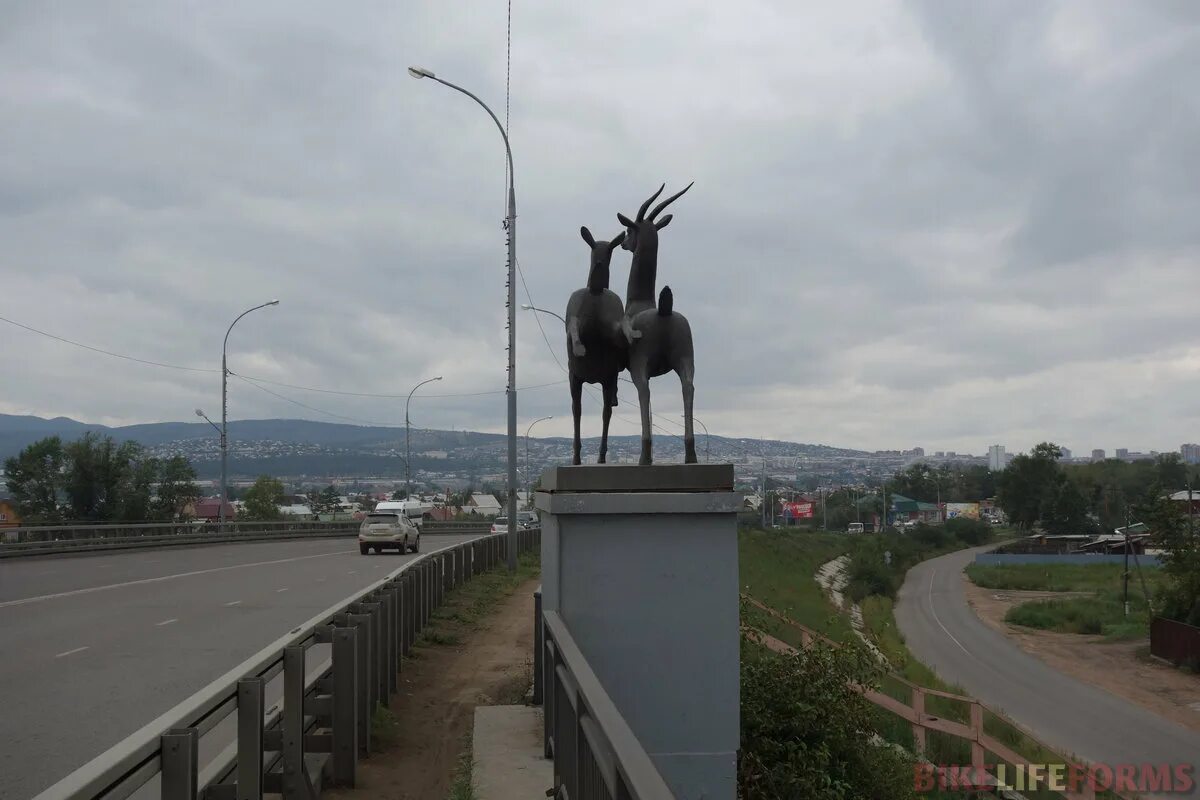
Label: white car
xmin=490 ymin=516 xmax=509 ymax=534
xmin=359 ymin=512 xmax=419 ymax=554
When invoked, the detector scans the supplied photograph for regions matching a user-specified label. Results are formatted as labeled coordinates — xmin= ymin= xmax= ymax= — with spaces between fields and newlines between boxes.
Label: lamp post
xmin=405 ymin=375 xmax=443 ymax=501
xmin=525 ymin=415 xmax=553 ymax=505
xmin=221 ymin=300 xmax=279 ymax=532
xmin=195 ymin=409 xmax=221 ymax=508
xmin=412 ymin=65 xmax=519 ymax=572
xmin=521 ymin=304 xmax=566 ymax=325
xmin=685 ymin=414 xmax=710 ymax=462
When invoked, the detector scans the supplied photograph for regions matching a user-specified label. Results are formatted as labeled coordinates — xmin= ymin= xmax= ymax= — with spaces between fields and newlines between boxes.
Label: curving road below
xmin=895 ymin=546 xmax=1200 ymax=796
xmin=0 ymin=533 xmax=484 ymax=800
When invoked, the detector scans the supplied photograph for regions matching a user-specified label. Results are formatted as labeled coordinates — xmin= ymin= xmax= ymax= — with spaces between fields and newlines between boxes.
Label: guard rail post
xmin=280 ymin=646 xmax=315 ymax=800
xmin=331 ymin=627 xmax=357 ymax=787
xmin=237 ymin=677 xmax=266 ymax=799
xmin=533 ymin=588 xmax=544 ymax=705
xmin=161 ymin=727 xmax=199 ymax=800
xmin=342 ymin=611 xmax=372 ymax=756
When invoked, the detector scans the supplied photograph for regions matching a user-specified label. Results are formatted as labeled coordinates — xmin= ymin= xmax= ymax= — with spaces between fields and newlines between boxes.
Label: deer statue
xmin=564 ymin=226 xmax=629 ymax=465
xmin=617 ymin=183 xmax=698 ymax=466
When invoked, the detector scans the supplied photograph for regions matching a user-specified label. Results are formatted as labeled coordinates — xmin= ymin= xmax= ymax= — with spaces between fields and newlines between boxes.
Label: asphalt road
xmin=896 ymin=546 xmax=1200 ymax=796
xmin=0 ymin=533 xmax=485 ymax=800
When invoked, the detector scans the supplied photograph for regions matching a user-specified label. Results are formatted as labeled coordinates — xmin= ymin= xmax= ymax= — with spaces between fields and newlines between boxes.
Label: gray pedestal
xmin=536 ymin=464 xmax=740 ymax=800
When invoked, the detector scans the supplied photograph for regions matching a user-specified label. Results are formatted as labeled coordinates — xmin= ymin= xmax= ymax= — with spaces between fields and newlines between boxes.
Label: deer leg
xmin=677 ymin=356 xmax=697 ymax=464
xmin=598 ymin=380 xmax=614 ymax=464
xmin=620 ymin=315 xmax=642 ymax=344
xmin=630 ymin=365 xmax=653 ymax=466
xmin=570 ymin=374 xmax=583 ymax=465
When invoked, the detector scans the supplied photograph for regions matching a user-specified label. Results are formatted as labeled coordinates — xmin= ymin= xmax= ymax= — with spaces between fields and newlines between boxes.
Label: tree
xmin=1039 ymin=476 xmax=1095 ymax=536
xmin=157 ymin=456 xmax=200 ymax=520
xmin=1141 ymin=491 xmax=1200 ymax=626
xmin=242 ymin=476 xmax=286 ymax=520
xmin=739 ymin=632 xmax=916 ymax=799
xmin=997 ymin=442 xmax=1063 ymax=530
xmin=62 ymin=434 xmax=144 ymax=521
xmin=319 ymin=486 xmax=341 ymax=514
xmin=3 ymin=436 xmax=65 ymax=520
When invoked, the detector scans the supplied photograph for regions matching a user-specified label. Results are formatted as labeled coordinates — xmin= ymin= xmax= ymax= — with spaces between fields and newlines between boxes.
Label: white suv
xmin=359 ymin=512 xmax=419 ymax=554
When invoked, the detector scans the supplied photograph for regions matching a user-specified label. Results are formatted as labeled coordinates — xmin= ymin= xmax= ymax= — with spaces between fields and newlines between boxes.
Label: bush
xmin=739 ymin=633 xmax=916 ymax=800
xmin=944 ymin=516 xmax=992 ymax=545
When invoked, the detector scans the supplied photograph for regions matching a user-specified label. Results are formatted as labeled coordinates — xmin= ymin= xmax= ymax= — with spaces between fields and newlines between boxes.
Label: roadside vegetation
xmin=967 ymin=561 xmax=1165 ymax=639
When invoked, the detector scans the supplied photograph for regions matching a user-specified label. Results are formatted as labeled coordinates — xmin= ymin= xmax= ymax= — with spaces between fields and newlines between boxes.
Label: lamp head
xmin=408 ymin=66 xmax=435 ymax=79
xmin=195 ymin=409 xmax=204 ymax=418
xmin=267 ymin=299 xmax=280 ymax=306
xmin=434 ymin=376 xmax=443 ymax=381
xmin=520 ymin=304 xmax=534 ymax=311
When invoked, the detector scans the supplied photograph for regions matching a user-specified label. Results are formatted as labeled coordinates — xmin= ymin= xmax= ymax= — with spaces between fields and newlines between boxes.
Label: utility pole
xmin=761 ymin=458 xmax=768 ymax=528
xmin=1123 ymin=507 xmax=1131 ymax=618
xmin=821 ymin=487 xmax=827 ymax=531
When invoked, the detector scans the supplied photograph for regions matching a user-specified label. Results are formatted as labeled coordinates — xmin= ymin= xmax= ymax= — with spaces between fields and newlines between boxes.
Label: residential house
xmin=188 ymin=497 xmax=237 ymax=522
xmin=0 ymin=500 xmax=19 ymax=528
xmin=466 ymin=493 xmax=503 ymax=517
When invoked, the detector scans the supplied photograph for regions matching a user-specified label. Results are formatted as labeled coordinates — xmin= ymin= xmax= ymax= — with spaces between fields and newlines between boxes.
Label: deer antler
xmin=648 ymin=182 xmax=693 ymax=222
xmin=635 ymin=184 xmax=665 ymax=223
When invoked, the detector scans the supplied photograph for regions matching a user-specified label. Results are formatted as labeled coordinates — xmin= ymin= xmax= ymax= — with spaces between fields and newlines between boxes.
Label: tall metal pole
xmin=405 ymin=376 xmax=443 ymax=501
xmin=220 ymin=300 xmax=279 ymax=532
xmin=525 ymin=415 xmax=553 ymax=507
xmin=410 ymin=66 xmax=518 ymax=571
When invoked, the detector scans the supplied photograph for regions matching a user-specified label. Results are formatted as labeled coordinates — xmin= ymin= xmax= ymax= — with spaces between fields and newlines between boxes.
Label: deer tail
xmin=658 ymin=286 xmax=673 ymax=316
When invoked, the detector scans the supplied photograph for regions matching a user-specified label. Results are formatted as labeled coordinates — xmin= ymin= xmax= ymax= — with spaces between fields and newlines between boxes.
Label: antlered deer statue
xmin=617 ymin=183 xmax=698 ymax=465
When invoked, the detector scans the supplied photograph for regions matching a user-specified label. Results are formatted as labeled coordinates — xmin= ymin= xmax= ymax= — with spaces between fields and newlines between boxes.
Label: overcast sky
xmin=2 ymin=1 xmax=1199 ymax=455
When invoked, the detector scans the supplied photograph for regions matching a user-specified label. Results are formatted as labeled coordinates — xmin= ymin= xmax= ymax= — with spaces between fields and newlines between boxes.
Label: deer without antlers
xmin=564 ymin=226 xmax=629 ymax=465
xmin=618 ymin=183 xmax=698 ymax=465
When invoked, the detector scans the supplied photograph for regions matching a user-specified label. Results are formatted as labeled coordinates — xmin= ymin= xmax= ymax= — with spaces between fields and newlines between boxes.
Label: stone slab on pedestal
xmin=536 ymin=464 xmax=739 ymax=800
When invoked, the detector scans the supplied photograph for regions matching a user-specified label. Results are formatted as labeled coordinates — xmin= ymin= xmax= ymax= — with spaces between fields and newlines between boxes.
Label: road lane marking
xmin=225 ymin=600 xmax=242 ymax=606
xmin=276 ymin=588 xmax=289 ymax=593
xmin=55 ymin=646 xmax=89 ymax=658
xmin=928 ymin=568 xmax=971 ymax=657
xmin=347 ymin=570 xmax=358 ymax=575
xmin=316 ymin=577 xmax=326 ymax=582
xmin=0 ymin=548 xmax=360 ymax=608
xmin=155 ymin=618 xmax=178 ymax=626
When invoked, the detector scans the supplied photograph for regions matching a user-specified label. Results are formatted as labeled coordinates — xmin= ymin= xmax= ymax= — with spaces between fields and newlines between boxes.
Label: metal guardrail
xmin=32 ymin=527 xmax=541 ymax=800
xmin=534 ymin=593 xmax=675 ymax=800
xmin=0 ymin=520 xmax=495 ymax=558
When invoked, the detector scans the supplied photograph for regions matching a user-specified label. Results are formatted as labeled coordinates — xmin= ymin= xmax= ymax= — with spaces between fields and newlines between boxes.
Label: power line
xmin=2 ymin=311 xmax=565 ymax=398
xmin=0 ymin=314 xmax=218 ymax=373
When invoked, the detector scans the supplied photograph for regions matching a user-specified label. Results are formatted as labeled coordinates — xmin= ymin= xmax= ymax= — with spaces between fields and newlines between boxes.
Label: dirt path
xmin=963 ymin=577 xmax=1200 ymax=734
xmin=326 ymin=576 xmax=539 ymax=800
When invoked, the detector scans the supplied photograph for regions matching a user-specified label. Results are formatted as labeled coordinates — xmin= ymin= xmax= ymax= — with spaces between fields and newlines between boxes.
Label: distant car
xmin=517 ymin=511 xmax=539 ymax=529
xmin=358 ymin=512 xmax=419 ymax=554
xmin=491 ymin=516 xmax=509 ymax=534
xmin=847 ymin=522 xmax=865 ymax=534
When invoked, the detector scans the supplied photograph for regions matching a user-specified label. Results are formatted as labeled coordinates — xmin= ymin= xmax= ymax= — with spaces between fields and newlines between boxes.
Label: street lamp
xmin=412 ymin=64 xmax=519 ymax=571
xmin=195 ymin=409 xmax=221 ymax=503
xmin=405 ymin=375 xmax=443 ymax=500
xmin=221 ymin=300 xmax=279 ymax=532
xmin=525 ymin=416 xmax=553 ymax=505
xmin=521 ymin=304 xmax=566 ymax=325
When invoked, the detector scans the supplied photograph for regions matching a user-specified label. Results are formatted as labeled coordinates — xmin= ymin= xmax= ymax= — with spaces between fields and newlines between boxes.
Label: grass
xmin=966 ymin=561 xmax=1163 ymax=593
xmin=414 ymin=549 xmax=541 ymax=653
xmin=446 ymin=743 xmax=476 ymax=800
xmin=371 ymin=706 xmax=402 ymax=748
xmin=1005 ymin=590 xmax=1154 ymax=639
xmin=738 ymin=527 xmax=855 ymax=647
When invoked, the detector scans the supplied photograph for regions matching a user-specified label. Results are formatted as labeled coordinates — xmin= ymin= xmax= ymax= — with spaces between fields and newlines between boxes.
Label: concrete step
xmin=473 ymin=705 xmax=553 ymax=800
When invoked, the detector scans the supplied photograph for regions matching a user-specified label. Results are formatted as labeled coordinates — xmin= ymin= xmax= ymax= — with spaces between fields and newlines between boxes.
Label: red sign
xmin=781 ymin=501 xmax=814 ymax=519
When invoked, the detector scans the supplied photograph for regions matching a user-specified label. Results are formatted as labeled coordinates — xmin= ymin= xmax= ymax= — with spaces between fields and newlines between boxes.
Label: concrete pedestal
xmin=536 ymin=464 xmax=740 ymax=800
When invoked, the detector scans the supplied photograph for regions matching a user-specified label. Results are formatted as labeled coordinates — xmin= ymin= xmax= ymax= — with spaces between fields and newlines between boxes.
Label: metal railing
xmin=32 ymin=527 xmax=541 ymax=800
xmin=0 ymin=520 xmax=495 ymax=558
xmin=534 ymin=591 xmax=676 ymax=800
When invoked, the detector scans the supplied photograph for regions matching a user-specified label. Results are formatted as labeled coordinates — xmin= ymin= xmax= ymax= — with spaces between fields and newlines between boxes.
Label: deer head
xmin=616 ymin=182 xmax=693 ymax=252
xmin=580 ymin=226 xmax=626 ymax=293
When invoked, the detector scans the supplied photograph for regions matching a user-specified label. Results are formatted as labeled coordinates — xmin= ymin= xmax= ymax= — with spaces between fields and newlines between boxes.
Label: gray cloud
xmin=2 ymin=1 xmax=1199 ymax=456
